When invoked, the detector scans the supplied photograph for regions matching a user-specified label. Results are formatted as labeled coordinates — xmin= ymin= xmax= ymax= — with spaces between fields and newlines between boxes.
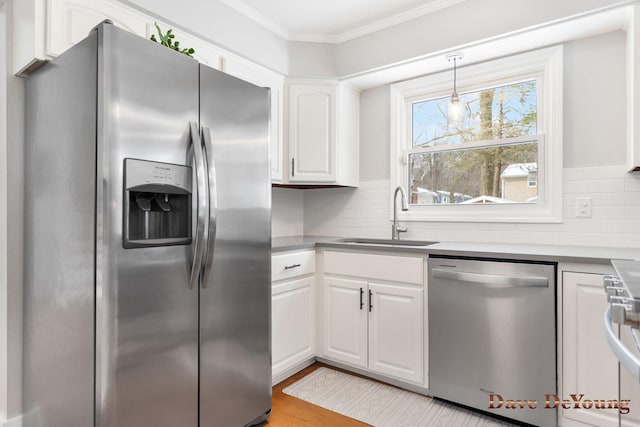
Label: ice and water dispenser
xmin=123 ymin=158 xmax=192 ymax=248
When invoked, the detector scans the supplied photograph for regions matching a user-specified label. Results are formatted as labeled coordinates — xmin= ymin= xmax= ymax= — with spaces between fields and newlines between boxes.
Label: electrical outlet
xmin=576 ymin=197 xmax=592 ymax=218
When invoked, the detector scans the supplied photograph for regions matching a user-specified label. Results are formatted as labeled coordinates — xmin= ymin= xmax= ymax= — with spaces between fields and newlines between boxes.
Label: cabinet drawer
xmin=324 ymin=251 xmax=423 ymax=285
xmin=272 ymin=250 xmax=316 ymax=282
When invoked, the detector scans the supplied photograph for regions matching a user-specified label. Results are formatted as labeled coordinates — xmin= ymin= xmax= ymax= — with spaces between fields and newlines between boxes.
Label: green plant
xmin=150 ymin=22 xmax=195 ymax=57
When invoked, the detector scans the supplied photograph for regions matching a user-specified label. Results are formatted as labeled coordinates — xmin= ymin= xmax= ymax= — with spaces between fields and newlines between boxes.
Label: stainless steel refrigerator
xmin=22 ymin=22 xmax=271 ymax=427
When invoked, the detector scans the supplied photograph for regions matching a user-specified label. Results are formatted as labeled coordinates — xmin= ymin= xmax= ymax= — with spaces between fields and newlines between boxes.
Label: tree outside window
xmin=409 ymin=80 xmax=539 ymax=205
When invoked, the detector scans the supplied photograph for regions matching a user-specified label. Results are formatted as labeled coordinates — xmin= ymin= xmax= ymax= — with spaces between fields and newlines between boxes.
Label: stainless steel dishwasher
xmin=429 ymin=256 xmax=556 ymax=427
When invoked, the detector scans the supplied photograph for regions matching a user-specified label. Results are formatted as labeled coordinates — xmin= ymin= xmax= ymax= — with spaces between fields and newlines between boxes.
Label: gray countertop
xmin=272 ymin=235 xmax=640 ymax=263
xmin=271 ymin=235 xmax=342 ymax=252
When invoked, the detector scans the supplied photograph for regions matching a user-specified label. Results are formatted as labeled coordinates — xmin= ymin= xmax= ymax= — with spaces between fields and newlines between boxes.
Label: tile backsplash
xmin=272 ymin=187 xmax=304 ymax=237
xmin=290 ymin=165 xmax=640 ymax=249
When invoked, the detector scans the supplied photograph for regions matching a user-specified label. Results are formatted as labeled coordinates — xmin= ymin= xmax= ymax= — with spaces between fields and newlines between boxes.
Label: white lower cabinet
xmin=562 ymin=271 xmax=619 ymax=427
xmin=324 ymin=277 xmax=368 ymax=367
xmin=368 ymin=282 xmax=423 ymax=382
xmin=271 ymin=250 xmax=316 ymax=384
xmin=272 ymin=277 xmax=315 ymax=378
xmin=561 ymin=269 xmax=640 ymax=427
xmin=322 ymin=250 xmax=425 ymax=385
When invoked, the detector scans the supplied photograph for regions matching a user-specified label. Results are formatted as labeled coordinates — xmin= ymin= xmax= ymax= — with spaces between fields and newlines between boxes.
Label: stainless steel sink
xmin=337 ymin=238 xmax=438 ymax=247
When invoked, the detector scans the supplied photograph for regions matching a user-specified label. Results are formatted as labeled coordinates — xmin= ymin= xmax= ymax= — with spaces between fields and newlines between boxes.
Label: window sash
xmin=389 ymin=45 xmax=563 ymax=223
xmin=402 ymin=134 xmax=543 ymax=158
xmin=403 ymin=136 xmax=543 ymax=206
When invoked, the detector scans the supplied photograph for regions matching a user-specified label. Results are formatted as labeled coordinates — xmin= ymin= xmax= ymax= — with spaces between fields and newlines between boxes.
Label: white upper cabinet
xmin=14 ymin=0 xmax=227 ymax=76
xmin=48 ymin=0 xmax=147 ymax=56
xmin=14 ymin=0 xmax=146 ymax=75
xmin=285 ymin=79 xmax=359 ymax=186
xmin=287 ymin=81 xmax=337 ymax=183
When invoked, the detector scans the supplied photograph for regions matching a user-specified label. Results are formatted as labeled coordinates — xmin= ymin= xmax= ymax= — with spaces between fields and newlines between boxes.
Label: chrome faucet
xmin=392 ymin=186 xmax=409 ymax=240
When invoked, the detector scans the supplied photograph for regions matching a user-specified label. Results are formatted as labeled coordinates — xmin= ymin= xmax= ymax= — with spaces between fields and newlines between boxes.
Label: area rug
xmin=283 ymin=367 xmax=516 ymax=427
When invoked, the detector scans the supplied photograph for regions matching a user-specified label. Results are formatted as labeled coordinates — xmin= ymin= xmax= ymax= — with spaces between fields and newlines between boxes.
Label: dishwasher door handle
xmin=431 ymin=268 xmax=548 ymax=288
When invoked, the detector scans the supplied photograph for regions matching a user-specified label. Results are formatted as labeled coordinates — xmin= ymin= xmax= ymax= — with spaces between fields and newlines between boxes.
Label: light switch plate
xmin=576 ymin=197 xmax=592 ymax=218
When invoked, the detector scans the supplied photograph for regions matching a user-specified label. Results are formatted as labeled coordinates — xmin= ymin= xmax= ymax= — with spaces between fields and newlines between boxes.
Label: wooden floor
xmin=266 ymin=364 xmax=370 ymax=427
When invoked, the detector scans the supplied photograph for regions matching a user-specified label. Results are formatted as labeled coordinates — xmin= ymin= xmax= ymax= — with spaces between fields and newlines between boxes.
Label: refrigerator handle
xmin=188 ymin=121 xmax=208 ymax=290
xmin=200 ymin=126 xmax=218 ymax=289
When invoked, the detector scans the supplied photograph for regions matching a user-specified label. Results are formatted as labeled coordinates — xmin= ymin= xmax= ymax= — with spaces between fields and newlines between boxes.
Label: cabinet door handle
xmin=291 ymin=158 xmax=295 ymax=177
xmin=284 ymin=263 xmax=301 ymax=270
xmin=369 ymin=290 xmax=373 ymax=312
xmin=359 ymin=287 xmax=364 ymax=310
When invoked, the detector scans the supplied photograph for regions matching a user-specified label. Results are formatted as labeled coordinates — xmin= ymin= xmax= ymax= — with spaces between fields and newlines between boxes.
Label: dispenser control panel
xmin=125 ymin=158 xmax=191 ymax=193
xmin=123 ymin=158 xmax=192 ymax=249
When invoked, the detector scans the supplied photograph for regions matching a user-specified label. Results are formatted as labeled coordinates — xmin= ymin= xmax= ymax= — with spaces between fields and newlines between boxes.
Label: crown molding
xmin=332 ymin=0 xmax=468 ymax=43
xmin=222 ymin=0 xmax=468 ymax=44
xmin=343 ymin=2 xmax=632 ymax=89
xmin=219 ymin=0 xmax=290 ymax=40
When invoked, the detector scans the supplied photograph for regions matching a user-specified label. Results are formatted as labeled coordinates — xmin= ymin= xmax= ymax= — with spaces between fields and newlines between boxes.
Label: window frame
xmin=389 ymin=46 xmax=563 ymax=223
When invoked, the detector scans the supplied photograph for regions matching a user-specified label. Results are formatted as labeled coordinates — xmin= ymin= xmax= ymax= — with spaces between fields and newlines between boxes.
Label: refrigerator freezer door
xmin=199 ymin=66 xmax=272 ymax=426
xmin=96 ymin=25 xmax=200 ymax=427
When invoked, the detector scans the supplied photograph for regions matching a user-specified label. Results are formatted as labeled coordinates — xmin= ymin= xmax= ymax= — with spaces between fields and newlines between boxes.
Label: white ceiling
xmin=219 ymin=0 xmax=468 ymax=43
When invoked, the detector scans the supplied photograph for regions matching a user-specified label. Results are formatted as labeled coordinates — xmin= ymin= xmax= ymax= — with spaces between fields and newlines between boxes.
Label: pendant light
xmin=446 ymin=52 xmax=464 ymax=127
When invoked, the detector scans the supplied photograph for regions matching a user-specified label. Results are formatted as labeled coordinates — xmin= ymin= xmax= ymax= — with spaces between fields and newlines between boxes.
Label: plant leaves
xmin=149 ymin=22 xmax=195 ymax=57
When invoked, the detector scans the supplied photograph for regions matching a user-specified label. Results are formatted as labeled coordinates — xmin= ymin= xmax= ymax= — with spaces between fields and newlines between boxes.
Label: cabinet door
xmin=323 ymin=277 xmax=367 ymax=368
xmin=563 ymin=272 xmax=619 ymax=427
xmin=368 ymin=282 xmax=423 ymax=383
xmin=272 ymin=277 xmax=315 ymax=379
xmin=48 ymin=0 xmax=147 ymax=57
xmin=287 ymin=82 xmax=337 ymax=183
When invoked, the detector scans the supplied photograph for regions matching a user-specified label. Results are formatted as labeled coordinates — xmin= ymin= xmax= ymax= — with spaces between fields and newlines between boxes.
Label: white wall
xmin=304 ymin=31 xmax=640 ymax=248
xmin=359 ymin=85 xmax=389 ymax=181
xmin=336 ymin=0 xmax=631 ymax=78
xmin=564 ymin=31 xmax=626 ymax=167
xmin=288 ymin=41 xmax=337 ymax=78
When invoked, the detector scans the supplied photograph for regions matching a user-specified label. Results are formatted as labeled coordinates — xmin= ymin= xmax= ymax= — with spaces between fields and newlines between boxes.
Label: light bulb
xmin=447 ymin=93 xmax=464 ymax=127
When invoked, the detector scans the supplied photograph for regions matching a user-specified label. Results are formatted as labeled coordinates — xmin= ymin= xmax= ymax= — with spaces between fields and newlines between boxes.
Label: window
xmin=410 ymin=80 xmax=539 ymax=205
xmin=390 ymin=47 xmax=563 ymax=223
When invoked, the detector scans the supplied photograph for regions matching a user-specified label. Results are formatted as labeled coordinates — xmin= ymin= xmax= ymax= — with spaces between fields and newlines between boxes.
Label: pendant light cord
xmin=453 ymin=57 xmax=457 ymax=95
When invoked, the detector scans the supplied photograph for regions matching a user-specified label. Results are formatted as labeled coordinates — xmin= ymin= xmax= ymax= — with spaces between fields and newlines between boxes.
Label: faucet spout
xmin=392 ymin=186 xmax=409 ymax=240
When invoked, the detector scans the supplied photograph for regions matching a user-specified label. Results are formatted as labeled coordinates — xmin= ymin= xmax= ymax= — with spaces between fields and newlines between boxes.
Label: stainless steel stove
xmin=605 ymin=260 xmax=640 ymax=426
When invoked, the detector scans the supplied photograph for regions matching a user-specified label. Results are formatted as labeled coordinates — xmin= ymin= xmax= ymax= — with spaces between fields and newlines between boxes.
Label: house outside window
xmin=500 ymin=163 xmax=538 ymax=201
xmin=389 ymin=47 xmax=563 ymax=223
xmin=410 ymin=79 xmax=538 ymax=206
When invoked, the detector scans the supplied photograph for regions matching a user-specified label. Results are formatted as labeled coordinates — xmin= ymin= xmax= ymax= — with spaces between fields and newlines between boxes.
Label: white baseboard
xmin=2 ymin=415 xmax=22 ymax=427
xmin=272 ymin=357 xmax=316 ymax=386
xmin=316 ymin=357 xmax=431 ymax=397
